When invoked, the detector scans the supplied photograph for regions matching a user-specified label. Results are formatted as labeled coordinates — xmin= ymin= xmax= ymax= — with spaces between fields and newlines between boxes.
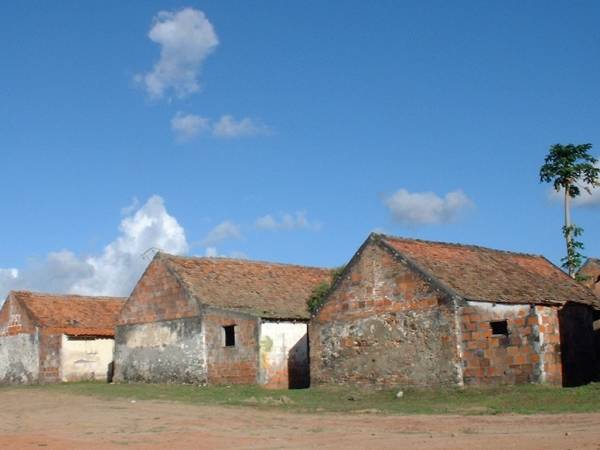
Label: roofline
xmin=376 ymin=233 xmax=600 ymax=309
xmin=580 ymin=257 xmax=600 ymax=272
xmin=156 ymin=251 xmax=331 ymax=272
xmin=372 ymin=233 xmax=545 ymax=260
xmin=374 ymin=234 xmax=464 ymax=302
xmin=8 ymin=290 xmax=126 ymax=302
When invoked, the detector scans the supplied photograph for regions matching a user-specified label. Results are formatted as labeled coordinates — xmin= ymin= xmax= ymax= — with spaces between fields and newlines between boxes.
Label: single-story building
xmin=579 ymin=258 xmax=600 ymax=298
xmin=310 ymin=233 xmax=600 ymax=388
xmin=114 ymin=252 xmax=331 ymax=388
xmin=0 ymin=291 xmax=125 ymax=383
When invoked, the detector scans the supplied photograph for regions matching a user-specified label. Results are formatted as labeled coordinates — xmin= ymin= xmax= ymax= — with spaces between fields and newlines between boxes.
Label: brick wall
xmin=0 ymin=296 xmax=37 ymax=336
xmin=38 ymin=332 xmax=61 ymax=383
xmin=311 ymin=241 xmax=461 ymax=388
xmin=118 ymin=257 xmax=200 ymax=326
xmin=204 ymin=309 xmax=259 ymax=385
xmin=459 ymin=302 xmax=563 ymax=385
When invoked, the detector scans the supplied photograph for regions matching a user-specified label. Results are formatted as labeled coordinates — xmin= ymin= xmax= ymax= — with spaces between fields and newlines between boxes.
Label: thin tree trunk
xmin=564 ymin=184 xmax=573 ymax=277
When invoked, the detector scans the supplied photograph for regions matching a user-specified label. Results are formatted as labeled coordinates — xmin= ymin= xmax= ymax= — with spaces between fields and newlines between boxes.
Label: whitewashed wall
xmin=259 ymin=321 xmax=308 ymax=388
xmin=60 ymin=335 xmax=115 ymax=381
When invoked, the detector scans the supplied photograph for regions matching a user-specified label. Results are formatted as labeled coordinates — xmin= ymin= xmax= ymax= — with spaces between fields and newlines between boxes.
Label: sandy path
xmin=0 ymin=390 xmax=599 ymax=449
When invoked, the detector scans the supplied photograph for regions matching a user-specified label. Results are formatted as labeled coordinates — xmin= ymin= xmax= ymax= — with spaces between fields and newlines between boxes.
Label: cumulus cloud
xmin=171 ymin=112 xmax=210 ymax=141
xmin=548 ymin=162 xmax=600 ymax=208
xmin=135 ymin=8 xmax=218 ymax=99
xmin=383 ymin=189 xmax=474 ymax=226
xmin=212 ymin=115 xmax=270 ymax=139
xmin=255 ymin=211 xmax=320 ymax=231
xmin=0 ymin=196 xmax=189 ymax=299
xmin=201 ymin=221 xmax=242 ymax=247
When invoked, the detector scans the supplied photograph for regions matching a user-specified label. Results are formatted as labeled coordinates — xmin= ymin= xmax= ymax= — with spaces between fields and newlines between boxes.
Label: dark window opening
xmin=224 ymin=325 xmax=236 ymax=347
xmin=490 ymin=320 xmax=508 ymax=336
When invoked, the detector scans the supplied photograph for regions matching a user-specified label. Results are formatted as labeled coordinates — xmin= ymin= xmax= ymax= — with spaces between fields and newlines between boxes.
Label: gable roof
xmin=9 ymin=291 xmax=125 ymax=336
xmin=579 ymin=258 xmax=600 ymax=293
xmin=160 ymin=253 xmax=332 ymax=319
xmin=374 ymin=234 xmax=599 ymax=308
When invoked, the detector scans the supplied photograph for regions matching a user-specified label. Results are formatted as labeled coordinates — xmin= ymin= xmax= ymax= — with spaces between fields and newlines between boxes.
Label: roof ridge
xmin=10 ymin=290 xmax=125 ymax=301
xmin=373 ymin=233 xmax=544 ymax=259
xmin=158 ymin=252 xmax=332 ymax=272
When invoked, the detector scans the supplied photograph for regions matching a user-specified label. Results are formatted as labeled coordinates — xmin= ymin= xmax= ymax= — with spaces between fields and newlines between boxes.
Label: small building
xmin=114 ymin=253 xmax=331 ymax=388
xmin=310 ymin=233 xmax=600 ymax=388
xmin=0 ymin=291 xmax=125 ymax=384
xmin=579 ymin=258 xmax=600 ymax=297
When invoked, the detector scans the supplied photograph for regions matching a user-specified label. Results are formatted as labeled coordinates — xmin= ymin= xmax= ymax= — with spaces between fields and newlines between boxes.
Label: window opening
xmin=224 ymin=325 xmax=236 ymax=347
xmin=490 ymin=320 xmax=508 ymax=336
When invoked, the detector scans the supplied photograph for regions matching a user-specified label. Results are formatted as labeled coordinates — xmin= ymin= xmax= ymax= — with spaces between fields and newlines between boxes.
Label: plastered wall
xmin=259 ymin=321 xmax=308 ymax=388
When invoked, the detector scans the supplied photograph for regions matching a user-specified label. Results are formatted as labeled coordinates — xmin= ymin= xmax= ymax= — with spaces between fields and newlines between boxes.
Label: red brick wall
xmin=204 ymin=310 xmax=259 ymax=385
xmin=38 ymin=332 xmax=62 ymax=383
xmin=460 ymin=302 xmax=562 ymax=385
xmin=118 ymin=257 xmax=200 ymax=325
xmin=0 ymin=295 xmax=37 ymax=336
xmin=311 ymin=241 xmax=461 ymax=387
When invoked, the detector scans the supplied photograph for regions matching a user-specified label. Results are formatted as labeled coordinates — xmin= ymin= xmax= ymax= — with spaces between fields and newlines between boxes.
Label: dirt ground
xmin=1 ymin=390 xmax=600 ymax=449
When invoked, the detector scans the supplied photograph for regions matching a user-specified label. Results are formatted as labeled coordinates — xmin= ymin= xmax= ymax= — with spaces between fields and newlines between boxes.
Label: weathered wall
xmin=311 ymin=241 xmax=461 ymax=388
xmin=61 ymin=335 xmax=115 ymax=382
xmin=114 ymin=317 xmax=206 ymax=384
xmin=204 ymin=309 xmax=259 ymax=385
xmin=259 ymin=321 xmax=308 ymax=389
xmin=459 ymin=301 xmax=562 ymax=385
xmin=558 ymin=303 xmax=599 ymax=387
xmin=0 ymin=333 xmax=39 ymax=383
xmin=118 ymin=257 xmax=200 ymax=325
xmin=38 ymin=333 xmax=61 ymax=383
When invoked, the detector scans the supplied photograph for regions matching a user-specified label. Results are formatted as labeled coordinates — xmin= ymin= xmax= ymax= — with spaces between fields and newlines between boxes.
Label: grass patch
xmin=4 ymin=381 xmax=600 ymax=415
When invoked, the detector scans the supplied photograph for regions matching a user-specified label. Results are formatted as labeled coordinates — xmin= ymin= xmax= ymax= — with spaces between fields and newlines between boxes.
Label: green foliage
xmin=539 ymin=143 xmax=599 ymax=195
xmin=561 ymin=225 xmax=585 ymax=274
xmin=539 ymin=143 xmax=598 ymax=277
xmin=307 ymin=282 xmax=332 ymax=314
xmin=307 ymin=265 xmax=346 ymax=314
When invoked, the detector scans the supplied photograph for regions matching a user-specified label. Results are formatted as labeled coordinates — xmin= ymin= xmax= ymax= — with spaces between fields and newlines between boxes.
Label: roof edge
xmin=373 ymin=232 xmax=545 ymax=260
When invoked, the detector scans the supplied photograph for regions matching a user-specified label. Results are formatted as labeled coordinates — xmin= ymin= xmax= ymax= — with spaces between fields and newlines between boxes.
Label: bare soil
xmin=1 ymin=390 xmax=600 ymax=449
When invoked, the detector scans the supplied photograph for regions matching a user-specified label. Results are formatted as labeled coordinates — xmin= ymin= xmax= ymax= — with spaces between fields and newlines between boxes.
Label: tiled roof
xmin=161 ymin=254 xmax=332 ymax=319
xmin=11 ymin=291 xmax=125 ymax=336
xmin=579 ymin=258 xmax=600 ymax=295
xmin=377 ymin=234 xmax=599 ymax=307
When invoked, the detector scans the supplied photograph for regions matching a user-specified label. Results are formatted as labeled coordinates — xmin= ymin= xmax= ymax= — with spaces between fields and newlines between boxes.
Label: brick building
xmin=114 ymin=252 xmax=331 ymax=388
xmin=579 ymin=258 xmax=600 ymax=298
xmin=0 ymin=291 xmax=125 ymax=383
xmin=311 ymin=233 xmax=600 ymax=388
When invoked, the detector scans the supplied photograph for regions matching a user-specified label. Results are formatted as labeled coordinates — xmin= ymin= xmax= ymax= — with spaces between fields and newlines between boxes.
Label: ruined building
xmin=114 ymin=252 xmax=331 ymax=388
xmin=311 ymin=233 xmax=600 ymax=388
xmin=0 ymin=291 xmax=125 ymax=383
xmin=579 ymin=258 xmax=600 ymax=298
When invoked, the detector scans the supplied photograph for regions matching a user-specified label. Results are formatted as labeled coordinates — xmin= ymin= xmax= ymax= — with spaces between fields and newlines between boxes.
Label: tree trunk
xmin=564 ymin=184 xmax=574 ymax=277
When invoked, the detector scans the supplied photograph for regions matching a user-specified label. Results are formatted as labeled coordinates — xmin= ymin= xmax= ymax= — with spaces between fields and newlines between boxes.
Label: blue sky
xmin=1 ymin=1 xmax=599 ymax=297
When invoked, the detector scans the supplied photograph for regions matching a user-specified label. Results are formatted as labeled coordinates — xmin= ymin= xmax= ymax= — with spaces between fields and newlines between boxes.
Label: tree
xmin=539 ymin=143 xmax=599 ymax=277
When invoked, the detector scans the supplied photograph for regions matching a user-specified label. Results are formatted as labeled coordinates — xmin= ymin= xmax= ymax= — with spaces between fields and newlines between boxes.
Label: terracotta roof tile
xmin=11 ymin=291 xmax=125 ymax=336
xmin=579 ymin=258 xmax=600 ymax=296
xmin=378 ymin=234 xmax=599 ymax=307
xmin=161 ymin=254 xmax=332 ymax=319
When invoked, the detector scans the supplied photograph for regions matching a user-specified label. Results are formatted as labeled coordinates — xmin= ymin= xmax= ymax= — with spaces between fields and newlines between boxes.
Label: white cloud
xmin=255 ymin=211 xmax=320 ymax=231
xmin=204 ymin=247 xmax=247 ymax=259
xmin=383 ymin=189 xmax=474 ymax=226
xmin=212 ymin=115 xmax=270 ymax=139
xmin=171 ymin=112 xmax=210 ymax=141
xmin=201 ymin=220 xmax=242 ymax=247
xmin=136 ymin=8 xmax=218 ymax=99
xmin=0 ymin=196 xmax=189 ymax=299
xmin=548 ymin=162 xmax=600 ymax=208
